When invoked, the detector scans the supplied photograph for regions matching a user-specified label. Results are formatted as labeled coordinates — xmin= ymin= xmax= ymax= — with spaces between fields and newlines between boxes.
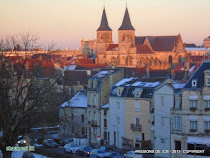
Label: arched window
xmin=169 ymin=55 xmax=173 ymax=64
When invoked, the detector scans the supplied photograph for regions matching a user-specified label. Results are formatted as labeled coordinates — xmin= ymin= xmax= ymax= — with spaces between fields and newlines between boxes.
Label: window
xmin=94 ymin=112 xmax=96 ymax=121
xmin=117 ymin=117 xmax=120 ymax=126
xmin=117 ymin=102 xmax=120 ymax=110
xmin=173 ymin=116 xmax=182 ymax=131
xmin=136 ymin=133 xmax=140 ymax=142
xmin=142 ymin=133 xmax=145 ymax=141
xmin=192 ymin=79 xmax=197 ymax=87
xmin=82 ymin=127 xmax=85 ymax=135
xmin=161 ymin=138 xmax=165 ymax=144
xmin=204 ymin=100 xmax=210 ymax=108
xmin=175 ymin=141 xmax=181 ymax=150
xmin=161 ymin=96 xmax=164 ymax=106
xmin=89 ymin=111 xmax=91 ymax=119
xmin=81 ymin=114 xmax=84 ymax=123
xmin=206 ymin=77 xmax=210 ymax=85
xmin=190 ymin=121 xmax=197 ymax=131
xmin=204 ymin=121 xmax=210 ymax=130
xmin=94 ymin=95 xmax=97 ymax=105
xmin=135 ymin=101 xmax=140 ymax=111
xmin=104 ymin=119 xmax=107 ymax=127
xmin=104 ymin=110 xmax=107 ymax=116
xmin=77 ymin=81 xmax=80 ymax=86
xmin=71 ymin=113 xmax=74 ymax=120
xmin=104 ymin=131 xmax=107 ymax=140
xmin=175 ymin=96 xmax=181 ymax=109
xmin=136 ymin=117 xmax=140 ymax=126
xmin=190 ymin=100 xmax=197 ymax=108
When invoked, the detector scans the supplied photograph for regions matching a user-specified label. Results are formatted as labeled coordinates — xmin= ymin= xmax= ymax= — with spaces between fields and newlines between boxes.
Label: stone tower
xmin=118 ymin=6 xmax=135 ymax=66
xmin=96 ymin=7 xmax=113 ymax=64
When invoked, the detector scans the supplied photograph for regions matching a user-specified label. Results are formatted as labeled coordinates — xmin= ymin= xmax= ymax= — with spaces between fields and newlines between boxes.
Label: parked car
xmin=104 ymin=152 xmax=121 ymax=158
xmin=43 ymin=139 xmax=57 ymax=148
xmin=64 ymin=143 xmax=79 ymax=153
xmin=90 ymin=149 xmax=106 ymax=158
xmin=100 ymin=146 xmax=113 ymax=152
xmin=124 ymin=151 xmax=143 ymax=158
xmin=77 ymin=146 xmax=92 ymax=156
xmin=17 ymin=136 xmax=27 ymax=146
xmin=60 ymin=138 xmax=73 ymax=146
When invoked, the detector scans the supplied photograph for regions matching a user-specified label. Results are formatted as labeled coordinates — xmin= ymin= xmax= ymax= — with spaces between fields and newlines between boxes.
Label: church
xmin=95 ymin=7 xmax=188 ymax=70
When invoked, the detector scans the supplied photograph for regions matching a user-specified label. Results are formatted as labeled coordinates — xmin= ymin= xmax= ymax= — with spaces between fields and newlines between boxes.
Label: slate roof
xmin=119 ymin=7 xmax=135 ymax=30
xmin=136 ymin=44 xmax=153 ymax=54
xmin=136 ymin=35 xmax=178 ymax=51
xmin=147 ymin=36 xmax=177 ymax=51
xmin=135 ymin=37 xmax=146 ymax=44
xmin=110 ymin=77 xmax=164 ymax=98
xmin=97 ymin=8 xmax=112 ymax=31
xmin=184 ymin=59 xmax=210 ymax=89
xmin=64 ymin=71 xmax=88 ymax=86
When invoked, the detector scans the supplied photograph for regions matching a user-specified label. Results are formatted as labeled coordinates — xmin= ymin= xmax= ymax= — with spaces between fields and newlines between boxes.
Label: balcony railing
xmin=91 ymin=120 xmax=97 ymax=127
xmin=122 ymin=137 xmax=133 ymax=146
xmin=130 ymin=124 xmax=141 ymax=131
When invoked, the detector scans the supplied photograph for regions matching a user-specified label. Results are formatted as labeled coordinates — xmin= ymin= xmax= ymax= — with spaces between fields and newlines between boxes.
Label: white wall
xmin=154 ymin=85 xmax=174 ymax=158
xmin=109 ymin=97 xmax=125 ymax=148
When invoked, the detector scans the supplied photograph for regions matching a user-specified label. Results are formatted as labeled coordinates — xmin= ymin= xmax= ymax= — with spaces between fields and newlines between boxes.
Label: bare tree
xmin=0 ymin=33 xmax=58 ymax=158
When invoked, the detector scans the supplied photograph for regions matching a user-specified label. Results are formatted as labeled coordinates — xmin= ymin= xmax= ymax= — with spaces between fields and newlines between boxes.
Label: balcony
xmin=91 ymin=120 xmax=97 ymax=127
xmin=122 ymin=137 xmax=133 ymax=146
xmin=130 ymin=124 xmax=141 ymax=131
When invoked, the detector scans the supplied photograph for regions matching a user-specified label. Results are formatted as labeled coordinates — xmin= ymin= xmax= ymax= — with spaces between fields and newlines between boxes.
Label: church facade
xmin=96 ymin=7 xmax=188 ymax=70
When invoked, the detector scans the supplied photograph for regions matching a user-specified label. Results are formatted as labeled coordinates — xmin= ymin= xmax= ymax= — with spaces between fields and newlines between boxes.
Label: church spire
xmin=97 ymin=7 xmax=112 ymax=31
xmin=119 ymin=6 xmax=135 ymax=30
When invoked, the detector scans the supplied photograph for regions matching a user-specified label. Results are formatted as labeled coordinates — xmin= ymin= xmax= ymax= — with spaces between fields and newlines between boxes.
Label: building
xmin=109 ymin=77 xmax=172 ymax=149
xmin=81 ymin=39 xmax=97 ymax=55
xmin=59 ymin=90 xmax=87 ymax=138
xmin=153 ymin=82 xmax=186 ymax=158
xmin=171 ymin=60 xmax=210 ymax=158
xmin=96 ymin=7 xmax=187 ymax=69
xmin=204 ymin=36 xmax=210 ymax=48
xmin=87 ymin=69 xmax=124 ymax=147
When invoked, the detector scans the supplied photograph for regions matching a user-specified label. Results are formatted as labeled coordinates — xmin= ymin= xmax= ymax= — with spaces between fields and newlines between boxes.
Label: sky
xmin=1 ymin=0 xmax=210 ymax=50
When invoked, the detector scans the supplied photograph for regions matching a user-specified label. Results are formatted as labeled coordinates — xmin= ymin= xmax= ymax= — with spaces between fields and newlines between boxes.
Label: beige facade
xmin=204 ymin=36 xmax=210 ymax=48
xmin=171 ymin=61 xmax=210 ymax=158
xmin=125 ymin=99 xmax=151 ymax=149
xmin=87 ymin=69 xmax=124 ymax=146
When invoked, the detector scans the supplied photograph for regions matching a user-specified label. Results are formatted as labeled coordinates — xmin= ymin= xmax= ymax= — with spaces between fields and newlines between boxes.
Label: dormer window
xmin=88 ymin=80 xmax=93 ymax=89
xmin=206 ymin=76 xmax=210 ymax=86
xmin=93 ymin=80 xmax=98 ymax=89
xmin=134 ymin=88 xmax=143 ymax=98
xmin=192 ymin=79 xmax=197 ymax=87
xmin=117 ymin=87 xmax=124 ymax=96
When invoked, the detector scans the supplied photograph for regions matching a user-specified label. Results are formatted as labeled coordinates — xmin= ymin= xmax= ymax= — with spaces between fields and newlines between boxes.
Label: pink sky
xmin=1 ymin=0 xmax=210 ymax=50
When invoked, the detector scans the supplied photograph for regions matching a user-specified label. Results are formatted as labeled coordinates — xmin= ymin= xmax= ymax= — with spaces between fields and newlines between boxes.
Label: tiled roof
xmin=147 ymin=36 xmax=177 ymax=51
xmin=184 ymin=59 xmax=210 ymax=89
xmin=118 ymin=7 xmax=135 ymax=30
xmin=107 ymin=44 xmax=118 ymax=51
xmin=97 ymin=8 xmax=112 ymax=31
xmin=136 ymin=44 xmax=153 ymax=54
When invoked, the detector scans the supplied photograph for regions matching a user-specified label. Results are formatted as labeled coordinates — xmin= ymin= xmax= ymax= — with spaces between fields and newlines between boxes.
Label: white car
xmin=64 ymin=143 xmax=79 ymax=153
xmin=124 ymin=151 xmax=143 ymax=158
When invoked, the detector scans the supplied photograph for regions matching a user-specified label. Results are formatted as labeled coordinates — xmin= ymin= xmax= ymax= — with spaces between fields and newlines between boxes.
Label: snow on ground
xmin=12 ymin=151 xmax=49 ymax=158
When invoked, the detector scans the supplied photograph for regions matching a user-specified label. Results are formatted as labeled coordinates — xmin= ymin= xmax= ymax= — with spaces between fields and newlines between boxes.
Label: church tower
xmin=118 ymin=6 xmax=135 ymax=66
xmin=96 ymin=7 xmax=113 ymax=64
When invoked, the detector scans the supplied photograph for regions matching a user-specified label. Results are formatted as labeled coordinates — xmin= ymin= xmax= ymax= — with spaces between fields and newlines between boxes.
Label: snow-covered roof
xmin=189 ymin=65 xmax=196 ymax=73
xmin=172 ymin=83 xmax=186 ymax=89
xmin=101 ymin=103 xmax=109 ymax=109
xmin=203 ymin=95 xmax=210 ymax=100
xmin=142 ymin=81 xmax=160 ymax=88
xmin=114 ymin=77 xmax=135 ymax=86
xmin=63 ymin=65 xmax=76 ymax=71
xmin=60 ymin=91 xmax=87 ymax=108
xmin=93 ymin=70 xmax=109 ymax=78
xmin=185 ymin=47 xmax=210 ymax=51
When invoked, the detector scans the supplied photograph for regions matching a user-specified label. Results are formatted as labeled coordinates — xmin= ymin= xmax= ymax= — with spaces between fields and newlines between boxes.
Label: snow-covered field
xmin=11 ymin=151 xmax=49 ymax=158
